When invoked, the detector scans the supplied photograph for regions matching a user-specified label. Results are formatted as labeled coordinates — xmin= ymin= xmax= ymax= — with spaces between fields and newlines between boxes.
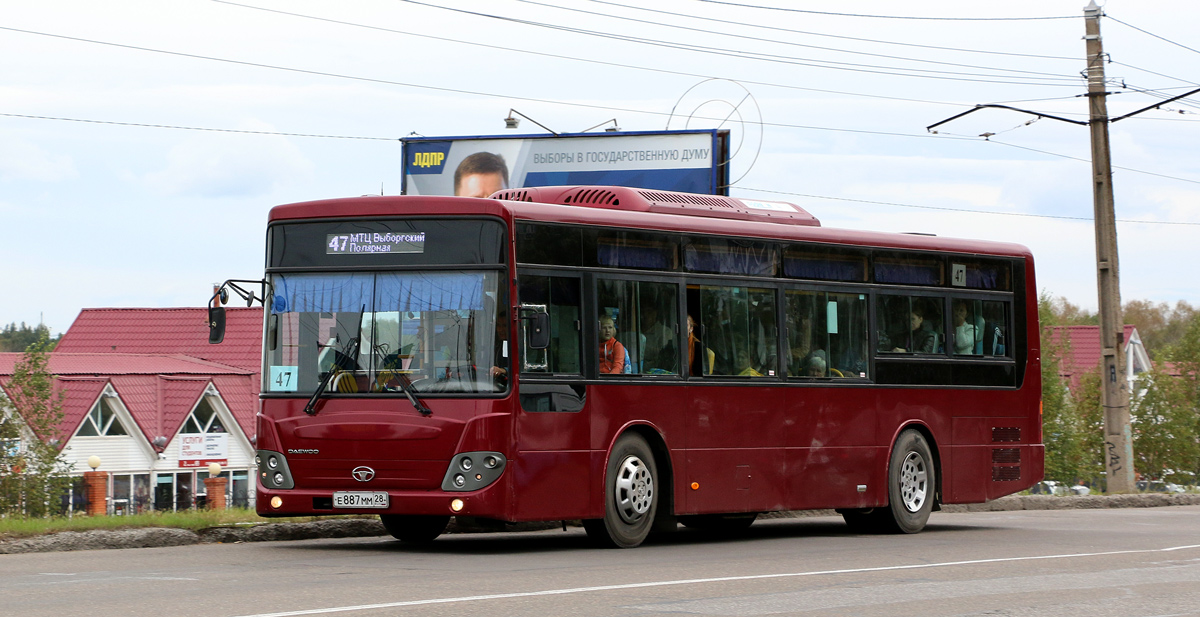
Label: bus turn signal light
xmin=690 ymin=482 xmax=699 ymax=490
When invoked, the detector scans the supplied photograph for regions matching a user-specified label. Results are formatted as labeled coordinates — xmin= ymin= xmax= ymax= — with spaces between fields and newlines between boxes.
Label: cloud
xmin=143 ymin=120 xmax=314 ymax=198
xmin=0 ymin=139 xmax=77 ymax=182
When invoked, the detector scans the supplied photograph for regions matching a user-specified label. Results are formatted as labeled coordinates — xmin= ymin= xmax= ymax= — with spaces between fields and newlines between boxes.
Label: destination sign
xmin=326 ymin=232 xmax=425 ymax=255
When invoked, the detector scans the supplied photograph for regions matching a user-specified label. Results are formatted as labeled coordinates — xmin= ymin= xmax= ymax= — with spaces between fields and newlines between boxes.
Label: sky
xmin=2 ymin=0 xmax=1198 ymax=334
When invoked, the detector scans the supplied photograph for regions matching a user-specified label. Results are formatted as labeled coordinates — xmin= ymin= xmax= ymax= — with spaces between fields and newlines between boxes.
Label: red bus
xmin=209 ymin=185 xmax=1043 ymax=548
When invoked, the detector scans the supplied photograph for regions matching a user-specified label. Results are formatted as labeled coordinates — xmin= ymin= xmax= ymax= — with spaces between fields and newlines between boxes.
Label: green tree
xmin=1073 ymin=370 xmax=1107 ymax=487
xmin=0 ymin=322 xmax=59 ymax=353
xmin=0 ymin=333 xmax=72 ymax=517
xmin=1130 ymin=367 xmax=1199 ymax=484
xmin=1041 ymin=331 xmax=1087 ymax=484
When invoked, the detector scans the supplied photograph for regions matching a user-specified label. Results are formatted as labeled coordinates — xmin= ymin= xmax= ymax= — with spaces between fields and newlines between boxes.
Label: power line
xmin=507 ymin=0 xmax=1077 ymax=79
xmin=1107 ymin=14 xmax=1200 ymax=57
xmin=212 ymin=0 xmax=984 ymax=109
xmin=395 ymin=0 xmax=1084 ymax=87
xmin=686 ymin=0 xmax=1077 ymax=21
xmin=0 ymin=112 xmax=396 ymax=140
xmin=736 ymin=186 xmax=1200 ymax=226
xmin=578 ymin=0 xmax=1080 ymax=61
xmin=0 ymin=25 xmax=1063 ymax=142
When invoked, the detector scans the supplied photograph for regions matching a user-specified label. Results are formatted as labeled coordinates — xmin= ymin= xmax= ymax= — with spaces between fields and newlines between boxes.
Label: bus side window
xmin=696 ymin=285 xmax=777 ymax=377
xmin=597 ymin=279 xmax=679 ymax=375
xmin=518 ymin=275 xmax=582 ymax=374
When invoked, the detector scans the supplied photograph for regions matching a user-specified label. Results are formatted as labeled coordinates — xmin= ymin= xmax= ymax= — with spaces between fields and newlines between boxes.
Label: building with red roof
xmin=0 ymin=308 xmax=263 ymax=514
xmin=1044 ymin=324 xmax=1151 ymax=393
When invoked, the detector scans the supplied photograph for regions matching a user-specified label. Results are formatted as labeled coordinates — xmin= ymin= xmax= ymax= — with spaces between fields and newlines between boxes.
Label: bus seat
xmin=331 ymin=370 xmax=359 ymax=393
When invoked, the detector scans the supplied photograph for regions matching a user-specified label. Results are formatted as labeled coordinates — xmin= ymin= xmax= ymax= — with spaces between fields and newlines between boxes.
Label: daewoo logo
xmin=351 ymin=466 xmax=376 ymax=482
xmin=288 ymin=449 xmax=319 ymax=455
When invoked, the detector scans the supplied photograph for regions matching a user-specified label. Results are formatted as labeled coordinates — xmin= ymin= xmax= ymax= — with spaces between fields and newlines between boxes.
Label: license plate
xmin=332 ymin=491 xmax=389 ymax=508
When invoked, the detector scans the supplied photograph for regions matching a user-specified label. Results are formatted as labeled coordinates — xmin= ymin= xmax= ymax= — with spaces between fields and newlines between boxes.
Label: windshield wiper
xmin=303 ymin=307 xmax=365 ymax=416
xmin=394 ymin=373 xmax=433 ymax=417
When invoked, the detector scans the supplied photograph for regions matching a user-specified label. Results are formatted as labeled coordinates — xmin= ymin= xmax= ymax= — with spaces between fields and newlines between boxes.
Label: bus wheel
xmin=583 ymin=433 xmax=658 ymax=548
xmin=380 ymin=514 xmax=450 ymax=544
xmin=881 ymin=430 xmax=935 ymax=534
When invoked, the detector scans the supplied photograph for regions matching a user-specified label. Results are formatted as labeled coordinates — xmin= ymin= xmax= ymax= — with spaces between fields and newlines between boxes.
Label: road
xmin=4 ymin=507 xmax=1200 ymax=617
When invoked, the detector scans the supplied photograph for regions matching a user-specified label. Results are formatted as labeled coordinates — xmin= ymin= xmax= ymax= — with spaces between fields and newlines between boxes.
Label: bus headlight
xmin=442 ymin=451 xmax=505 ymax=492
xmin=256 ymin=449 xmax=295 ymax=489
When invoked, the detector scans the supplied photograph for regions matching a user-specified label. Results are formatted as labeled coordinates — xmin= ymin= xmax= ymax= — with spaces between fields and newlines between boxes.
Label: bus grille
xmin=992 ymin=427 xmax=1021 ymax=442
xmin=992 ymin=448 xmax=1021 ymax=464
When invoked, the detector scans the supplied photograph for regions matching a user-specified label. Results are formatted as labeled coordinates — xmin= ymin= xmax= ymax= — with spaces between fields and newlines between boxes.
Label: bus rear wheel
xmin=879 ymin=430 xmax=935 ymax=534
xmin=380 ymin=514 xmax=450 ymax=544
xmin=583 ymin=433 xmax=658 ymax=548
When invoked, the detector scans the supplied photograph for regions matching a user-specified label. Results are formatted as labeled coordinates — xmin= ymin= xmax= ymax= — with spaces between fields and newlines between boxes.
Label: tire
xmin=583 ymin=433 xmax=659 ymax=548
xmin=678 ymin=513 xmax=757 ymax=533
xmin=879 ymin=430 xmax=936 ymax=534
xmin=379 ymin=514 xmax=450 ymax=544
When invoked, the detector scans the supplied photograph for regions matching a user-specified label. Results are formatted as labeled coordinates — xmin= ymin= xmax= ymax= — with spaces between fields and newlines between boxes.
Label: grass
xmin=0 ymin=508 xmax=357 ymax=541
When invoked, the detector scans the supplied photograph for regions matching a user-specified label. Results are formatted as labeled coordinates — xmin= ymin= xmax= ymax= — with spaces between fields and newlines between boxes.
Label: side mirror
xmin=522 ymin=310 xmax=551 ymax=350
xmin=208 ymin=306 xmax=226 ymax=344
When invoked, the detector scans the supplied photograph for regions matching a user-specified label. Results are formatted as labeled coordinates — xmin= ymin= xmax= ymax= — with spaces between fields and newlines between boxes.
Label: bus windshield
xmin=264 ymin=270 xmax=506 ymax=396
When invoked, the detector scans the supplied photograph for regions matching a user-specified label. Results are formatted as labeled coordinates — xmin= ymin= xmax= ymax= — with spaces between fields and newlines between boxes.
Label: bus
xmin=208 ymin=185 xmax=1043 ymax=548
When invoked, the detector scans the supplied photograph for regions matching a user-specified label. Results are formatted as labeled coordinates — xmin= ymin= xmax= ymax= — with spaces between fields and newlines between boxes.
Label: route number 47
xmin=329 ymin=235 xmax=350 ymax=252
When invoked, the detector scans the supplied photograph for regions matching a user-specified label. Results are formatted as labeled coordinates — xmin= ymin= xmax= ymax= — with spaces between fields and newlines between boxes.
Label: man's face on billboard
xmin=455 ymin=172 xmax=507 ymax=198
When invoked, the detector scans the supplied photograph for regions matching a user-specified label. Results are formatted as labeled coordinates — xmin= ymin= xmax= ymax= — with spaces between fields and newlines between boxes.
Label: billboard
xmin=402 ymin=129 xmax=730 ymax=197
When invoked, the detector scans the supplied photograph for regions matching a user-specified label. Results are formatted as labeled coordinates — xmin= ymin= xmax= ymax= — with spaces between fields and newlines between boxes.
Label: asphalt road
xmin=4 ymin=506 xmax=1200 ymax=617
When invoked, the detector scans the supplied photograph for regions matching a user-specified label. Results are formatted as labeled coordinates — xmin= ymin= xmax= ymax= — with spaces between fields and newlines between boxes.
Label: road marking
xmin=230 ymin=544 xmax=1200 ymax=617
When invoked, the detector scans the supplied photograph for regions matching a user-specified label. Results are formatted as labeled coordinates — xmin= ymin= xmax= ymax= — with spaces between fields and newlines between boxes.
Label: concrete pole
xmin=1084 ymin=1 xmax=1134 ymax=493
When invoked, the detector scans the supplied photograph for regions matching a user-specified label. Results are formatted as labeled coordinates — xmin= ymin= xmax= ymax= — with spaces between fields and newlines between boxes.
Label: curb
xmin=3 ymin=494 xmax=1198 ymax=554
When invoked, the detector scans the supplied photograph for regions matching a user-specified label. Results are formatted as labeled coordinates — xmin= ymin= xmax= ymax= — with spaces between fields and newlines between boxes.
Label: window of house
xmin=74 ymin=397 xmax=129 ymax=437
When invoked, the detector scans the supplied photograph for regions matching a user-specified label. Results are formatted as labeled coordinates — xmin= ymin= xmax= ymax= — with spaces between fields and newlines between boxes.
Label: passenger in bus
xmin=735 ymin=348 xmax=763 ymax=377
xmin=639 ymin=303 xmax=675 ymax=373
xmin=952 ymin=300 xmax=983 ymax=355
xmin=598 ymin=315 xmax=627 ymax=374
xmin=686 ymin=315 xmax=714 ymax=376
xmin=804 ymin=352 xmax=827 ymax=377
xmin=892 ymin=306 xmax=936 ymax=353
xmin=453 ymin=151 xmax=509 ymax=198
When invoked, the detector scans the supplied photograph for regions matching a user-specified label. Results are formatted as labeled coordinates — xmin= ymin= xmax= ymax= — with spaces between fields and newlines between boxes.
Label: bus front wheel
xmin=880 ymin=430 xmax=935 ymax=534
xmin=583 ymin=433 xmax=658 ymax=548
xmin=380 ymin=514 xmax=450 ymax=543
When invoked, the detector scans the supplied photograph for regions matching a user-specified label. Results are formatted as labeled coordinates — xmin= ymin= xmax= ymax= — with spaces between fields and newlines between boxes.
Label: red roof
xmin=1044 ymin=324 xmax=1139 ymax=391
xmin=56 ymin=307 xmax=262 ymax=372
xmin=2 ymin=306 xmax=263 ymax=448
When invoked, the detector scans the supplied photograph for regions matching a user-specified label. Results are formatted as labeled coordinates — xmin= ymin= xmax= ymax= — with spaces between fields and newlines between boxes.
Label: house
xmin=0 ymin=307 xmax=263 ymax=514
xmin=1044 ymin=324 xmax=1152 ymax=394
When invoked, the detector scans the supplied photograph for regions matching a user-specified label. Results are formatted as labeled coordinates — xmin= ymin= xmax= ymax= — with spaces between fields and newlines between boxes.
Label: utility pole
xmin=1083 ymin=0 xmax=1133 ymax=494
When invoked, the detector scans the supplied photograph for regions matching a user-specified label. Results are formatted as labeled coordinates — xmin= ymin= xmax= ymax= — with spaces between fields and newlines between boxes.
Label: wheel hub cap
xmin=615 ymin=455 xmax=653 ymax=524
xmin=899 ymin=451 xmax=928 ymax=512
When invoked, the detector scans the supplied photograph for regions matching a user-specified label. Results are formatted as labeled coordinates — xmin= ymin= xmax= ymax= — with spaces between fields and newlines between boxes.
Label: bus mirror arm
xmin=519 ymin=304 xmax=551 ymax=350
xmin=208 ymin=279 xmax=272 ymax=345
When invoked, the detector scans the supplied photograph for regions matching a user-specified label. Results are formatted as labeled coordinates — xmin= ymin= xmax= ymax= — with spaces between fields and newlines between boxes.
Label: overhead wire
xmin=1106 ymin=15 xmax=1200 ymax=57
xmin=577 ymin=0 xmax=1080 ymax=61
xmin=685 ymin=0 xmax=1077 ymax=21
xmin=0 ymin=112 xmax=394 ymax=140
xmin=506 ymin=0 xmax=1078 ymax=79
xmin=394 ymin=0 xmax=1085 ymax=87
xmin=211 ymin=0 xmax=989 ymax=109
